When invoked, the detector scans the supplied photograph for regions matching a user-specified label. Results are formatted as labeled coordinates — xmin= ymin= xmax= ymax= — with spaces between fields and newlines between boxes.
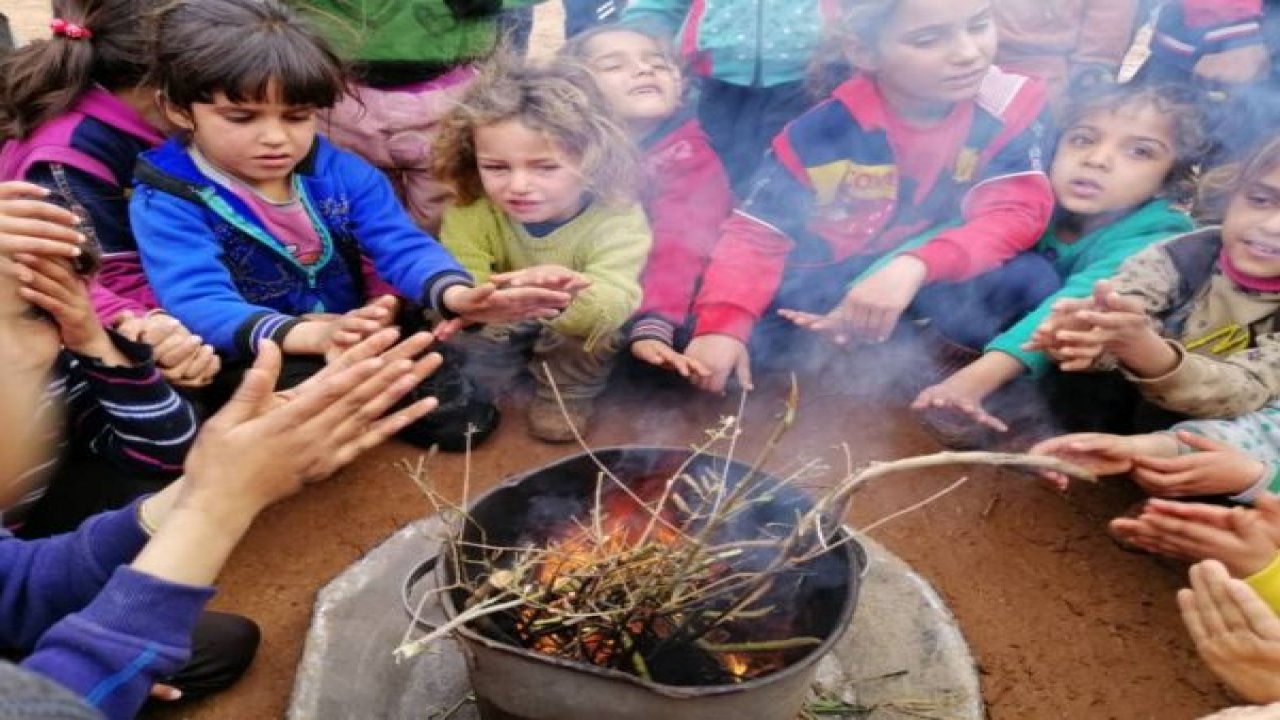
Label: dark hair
xmin=1057 ymin=82 xmax=1212 ymax=205
xmin=0 ymin=0 xmax=151 ymax=140
xmin=432 ymin=54 xmax=642 ymax=207
xmin=149 ymin=0 xmax=347 ymax=112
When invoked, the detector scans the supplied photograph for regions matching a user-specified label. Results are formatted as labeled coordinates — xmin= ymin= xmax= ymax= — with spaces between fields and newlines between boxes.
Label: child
xmin=432 ymin=58 xmax=652 ymax=442
xmin=562 ymin=26 xmax=734 ymax=380
xmin=621 ymin=0 xmax=825 ymax=196
xmin=0 ymin=186 xmax=440 ymax=719
xmin=129 ymin=0 xmax=573 ymax=451
xmin=668 ymin=0 xmax=1059 ymax=394
xmin=912 ymin=83 xmax=1207 ymax=446
xmin=0 ymin=0 xmax=221 ymax=389
xmin=1031 ymin=133 xmax=1280 ymax=422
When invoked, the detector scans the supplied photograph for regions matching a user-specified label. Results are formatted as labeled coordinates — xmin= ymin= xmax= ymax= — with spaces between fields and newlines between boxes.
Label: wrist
xmin=1119 ymin=334 xmax=1178 ymax=378
xmin=281 ymin=320 xmax=330 ymax=355
xmin=68 ymin=327 xmax=133 ymax=367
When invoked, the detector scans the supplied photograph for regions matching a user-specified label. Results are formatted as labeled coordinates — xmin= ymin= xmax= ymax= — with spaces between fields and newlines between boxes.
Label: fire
xmin=502 ymin=472 xmax=802 ymax=683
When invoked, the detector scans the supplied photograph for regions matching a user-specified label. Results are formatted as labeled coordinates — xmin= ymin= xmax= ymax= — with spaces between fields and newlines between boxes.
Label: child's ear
xmin=159 ymin=96 xmax=194 ymax=132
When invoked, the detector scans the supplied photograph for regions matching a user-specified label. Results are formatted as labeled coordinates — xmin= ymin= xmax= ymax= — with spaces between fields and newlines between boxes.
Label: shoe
xmin=394 ymin=358 xmax=501 ymax=452
xmin=527 ymin=394 xmax=594 ymax=443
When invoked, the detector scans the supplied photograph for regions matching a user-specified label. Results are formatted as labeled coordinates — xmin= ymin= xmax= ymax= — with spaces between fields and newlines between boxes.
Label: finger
xmin=1205 ymin=559 xmax=1255 ymax=632
xmin=432 ymin=317 xmax=466 ymax=341
xmin=318 ymin=327 xmax=403 ymax=375
xmin=210 ymin=341 xmax=284 ymax=426
xmin=332 ymin=395 xmax=441 ymax=467
xmin=329 ymin=353 xmax=444 ymax=438
xmin=1227 ymin=576 xmax=1280 ymax=640
xmin=0 ymin=181 xmax=56 ymax=201
xmin=1189 ymin=560 xmax=1233 ymax=638
xmin=149 ymin=683 xmax=182 ymax=702
xmin=152 ymin=332 xmax=201 ymax=366
xmin=1177 ymin=587 xmax=1209 ymax=646
xmin=1131 ymin=466 xmax=1195 ymax=494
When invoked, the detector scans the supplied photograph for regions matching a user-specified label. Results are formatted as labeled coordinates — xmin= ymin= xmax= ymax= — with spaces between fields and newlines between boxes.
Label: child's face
xmin=474 ymin=120 xmax=588 ymax=224
xmin=1050 ymin=102 xmax=1177 ymax=218
xmin=856 ymin=0 xmax=997 ymax=121
xmin=166 ymin=84 xmax=317 ymax=197
xmin=579 ymin=30 xmax=681 ymax=137
xmin=1222 ymin=165 xmax=1280 ymax=278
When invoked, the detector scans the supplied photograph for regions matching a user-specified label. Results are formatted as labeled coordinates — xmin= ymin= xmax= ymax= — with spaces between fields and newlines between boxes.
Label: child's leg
xmin=15 ymin=447 xmax=178 ymax=538
xmin=527 ymin=329 xmax=622 ymax=442
xmin=912 ymin=251 xmax=1062 ymax=350
xmin=451 ymin=321 xmax=543 ymax=395
xmin=392 ymin=333 xmax=506 ymax=452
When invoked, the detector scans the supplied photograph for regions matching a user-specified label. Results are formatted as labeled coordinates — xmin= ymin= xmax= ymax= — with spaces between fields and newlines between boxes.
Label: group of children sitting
xmin=4 ymin=0 xmax=1280 ymax=716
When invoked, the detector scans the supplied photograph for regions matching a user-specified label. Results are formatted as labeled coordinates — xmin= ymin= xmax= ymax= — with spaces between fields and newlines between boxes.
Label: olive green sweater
xmin=441 ymin=198 xmax=652 ymax=345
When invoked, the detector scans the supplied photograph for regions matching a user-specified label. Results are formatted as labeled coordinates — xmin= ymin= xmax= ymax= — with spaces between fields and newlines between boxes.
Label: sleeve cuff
xmin=68 ymin=330 xmax=156 ymax=376
xmin=1246 ymin=553 xmax=1280 ymax=616
xmin=905 ymin=243 xmax=966 ymax=284
xmin=74 ymin=566 xmax=216 ymax=650
xmin=692 ymin=304 xmax=756 ymax=343
xmin=421 ymin=271 xmax=474 ymax=320
xmin=1229 ymin=463 xmax=1275 ymax=504
xmin=629 ymin=316 xmax=677 ymax=347
xmin=235 ymin=312 xmax=301 ymax=358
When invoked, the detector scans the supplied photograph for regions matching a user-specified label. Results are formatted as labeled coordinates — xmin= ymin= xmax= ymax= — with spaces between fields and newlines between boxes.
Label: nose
xmin=950 ymin=33 xmax=983 ymax=66
xmin=633 ymin=60 xmax=656 ymax=77
xmin=259 ymin=118 xmax=288 ymax=146
xmin=1080 ymin=141 xmax=1116 ymax=170
xmin=509 ymin=169 xmax=533 ymax=194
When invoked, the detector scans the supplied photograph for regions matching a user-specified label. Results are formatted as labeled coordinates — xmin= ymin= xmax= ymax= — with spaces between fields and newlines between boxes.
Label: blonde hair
xmin=1196 ymin=136 xmax=1280 ymax=223
xmin=432 ymin=55 xmax=642 ymax=207
xmin=806 ymin=0 xmax=901 ymax=95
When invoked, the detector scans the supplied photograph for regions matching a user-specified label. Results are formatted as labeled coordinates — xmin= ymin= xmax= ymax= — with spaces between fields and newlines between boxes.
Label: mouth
xmin=506 ymin=198 xmax=540 ymax=213
xmin=255 ymin=154 xmax=293 ymax=166
xmin=943 ymin=69 xmax=986 ymax=88
xmin=1066 ymin=178 xmax=1105 ymax=198
xmin=1241 ymin=238 xmax=1280 ymax=259
xmin=627 ymin=84 xmax=664 ymax=97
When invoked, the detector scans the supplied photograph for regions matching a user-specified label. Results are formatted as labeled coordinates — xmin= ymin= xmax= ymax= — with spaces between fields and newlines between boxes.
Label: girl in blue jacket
xmin=129 ymin=0 xmax=575 ymax=451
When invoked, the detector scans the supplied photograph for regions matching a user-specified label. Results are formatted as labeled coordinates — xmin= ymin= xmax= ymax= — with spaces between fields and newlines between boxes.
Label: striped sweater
xmin=5 ymin=333 xmax=197 ymax=528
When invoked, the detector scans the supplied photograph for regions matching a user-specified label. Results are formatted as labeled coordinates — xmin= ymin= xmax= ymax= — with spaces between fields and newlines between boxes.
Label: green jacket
xmin=986 ymin=199 xmax=1194 ymax=375
xmin=293 ymin=0 xmax=542 ymax=83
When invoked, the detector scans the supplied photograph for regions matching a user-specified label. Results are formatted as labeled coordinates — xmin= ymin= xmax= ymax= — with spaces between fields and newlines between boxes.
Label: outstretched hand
xmin=682 ymin=334 xmax=752 ymax=394
xmin=1109 ymin=495 xmax=1280 ymax=576
xmin=1180 ymin=559 xmax=1280 ymax=705
xmin=778 ymin=256 xmax=926 ymax=345
xmin=441 ymin=282 xmax=572 ymax=330
xmin=1130 ymin=431 xmax=1267 ymax=499
xmin=631 ymin=339 xmax=711 ymax=380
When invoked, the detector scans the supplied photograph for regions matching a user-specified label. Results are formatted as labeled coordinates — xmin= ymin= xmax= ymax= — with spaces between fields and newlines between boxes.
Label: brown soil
xmin=6 ymin=2 xmax=1232 ymax=718
xmin=146 ymin=353 xmax=1231 ymax=720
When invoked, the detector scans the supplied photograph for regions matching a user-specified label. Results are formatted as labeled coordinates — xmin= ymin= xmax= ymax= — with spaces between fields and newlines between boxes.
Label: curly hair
xmin=1197 ymin=135 xmax=1280 ymax=223
xmin=431 ymin=55 xmax=642 ymax=207
xmin=806 ymin=0 xmax=900 ymax=96
xmin=1057 ymin=82 xmax=1211 ymax=205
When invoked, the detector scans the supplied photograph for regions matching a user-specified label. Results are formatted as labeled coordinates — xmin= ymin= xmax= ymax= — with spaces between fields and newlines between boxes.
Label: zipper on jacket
xmin=752 ymin=0 xmax=764 ymax=87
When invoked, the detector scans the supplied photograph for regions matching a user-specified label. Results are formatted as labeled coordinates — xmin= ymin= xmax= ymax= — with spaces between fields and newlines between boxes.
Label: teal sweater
xmin=986 ymin=199 xmax=1194 ymax=375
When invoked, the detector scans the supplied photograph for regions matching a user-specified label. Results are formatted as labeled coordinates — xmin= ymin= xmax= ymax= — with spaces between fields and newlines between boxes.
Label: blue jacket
xmin=130 ymin=137 xmax=471 ymax=358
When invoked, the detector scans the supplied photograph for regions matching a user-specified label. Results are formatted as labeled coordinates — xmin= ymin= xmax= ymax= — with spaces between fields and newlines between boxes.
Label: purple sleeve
xmin=22 ymin=567 xmax=213 ymax=720
xmin=0 ymin=502 xmax=151 ymax=649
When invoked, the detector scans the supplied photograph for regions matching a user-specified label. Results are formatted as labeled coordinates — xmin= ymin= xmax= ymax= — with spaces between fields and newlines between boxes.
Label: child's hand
xmin=1180 ymin=559 xmax=1280 ymax=705
xmin=0 ymin=181 xmax=86 ymax=260
xmin=779 ymin=256 xmax=926 ymax=344
xmin=1111 ymin=497 xmax=1280 ymax=576
xmin=683 ymin=334 xmax=752 ymax=394
xmin=323 ymin=296 xmax=400 ymax=364
xmin=491 ymin=265 xmax=592 ymax=298
xmin=911 ymin=377 xmax=1008 ymax=433
xmin=1054 ymin=280 xmax=1177 ymax=377
xmin=1028 ymin=432 xmax=1141 ymax=489
xmin=631 ymin=339 xmax=711 ymax=380
xmin=1130 ymin=431 xmax=1268 ymax=498
xmin=9 ymin=252 xmax=126 ymax=364
xmin=441 ymin=282 xmax=572 ymax=326
xmin=116 ymin=311 xmax=221 ymax=387
xmin=1024 ymin=298 xmax=1100 ymax=369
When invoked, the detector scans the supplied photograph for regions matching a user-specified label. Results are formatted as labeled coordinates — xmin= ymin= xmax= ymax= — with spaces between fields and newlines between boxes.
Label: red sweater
xmin=693 ymin=69 xmax=1054 ymax=342
xmin=630 ymin=115 xmax=734 ymax=346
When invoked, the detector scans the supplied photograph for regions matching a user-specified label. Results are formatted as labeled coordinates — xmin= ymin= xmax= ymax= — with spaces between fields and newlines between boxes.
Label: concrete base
xmin=288 ymin=517 xmax=983 ymax=719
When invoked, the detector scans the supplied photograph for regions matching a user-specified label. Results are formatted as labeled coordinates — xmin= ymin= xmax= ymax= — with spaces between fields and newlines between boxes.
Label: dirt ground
xmin=4 ymin=1 xmax=1239 ymax=718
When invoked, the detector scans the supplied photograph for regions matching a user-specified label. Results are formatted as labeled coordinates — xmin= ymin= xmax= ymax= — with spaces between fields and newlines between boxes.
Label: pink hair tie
xmin=49 ymin=18 xmax=93 ymax=40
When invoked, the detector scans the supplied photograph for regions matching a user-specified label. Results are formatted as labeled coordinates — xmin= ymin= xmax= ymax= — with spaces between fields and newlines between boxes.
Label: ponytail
xmin=0 ymin=0 xmax=149 ymax=141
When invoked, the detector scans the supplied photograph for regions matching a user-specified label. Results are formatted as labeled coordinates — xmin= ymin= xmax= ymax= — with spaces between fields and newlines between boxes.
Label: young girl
xmin=912 ymin=83 xmax=1208 ymax=447
xmin=0 ymin=0 xmax=220 ymax=389
xmin=432 ymin=58 xmax=652 ymax=442
xmin=562 ymin=26 xmax=734 ymax=380
xmin=129 ymin=0 xmax=572 ymax=451
xmin=668 ymin=0 xmax=1061 ymax=394
xmin=1031 ymin=133 xmax=1280 ymax=422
